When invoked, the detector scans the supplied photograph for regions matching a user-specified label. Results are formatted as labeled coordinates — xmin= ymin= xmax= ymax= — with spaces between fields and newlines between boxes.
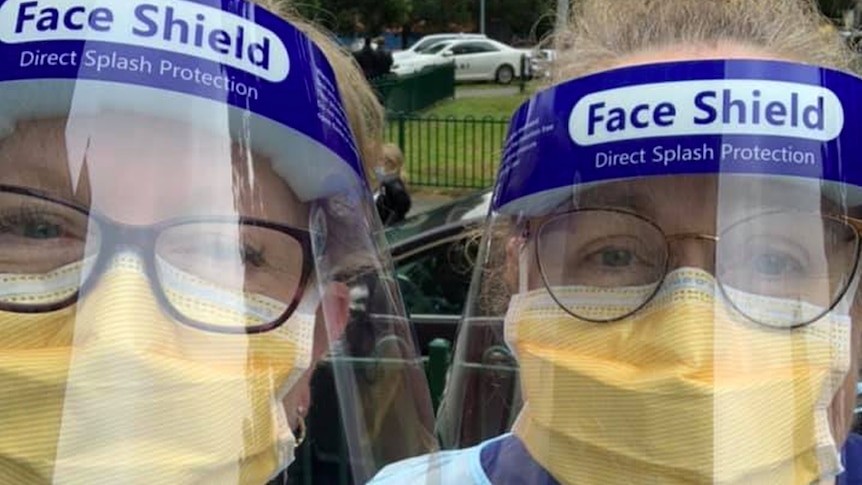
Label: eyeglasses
xmin=533 ymin=208 xmax=862 ymax=328
xmin=0 ymin=185 xmax=313 ymax=334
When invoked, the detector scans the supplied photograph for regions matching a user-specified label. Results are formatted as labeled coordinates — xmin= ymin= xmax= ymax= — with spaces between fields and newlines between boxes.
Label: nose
xmin=667 ymin=234 xmax=718 ymax=275
xmin=73 ymin=254 xmax=181 ymax=353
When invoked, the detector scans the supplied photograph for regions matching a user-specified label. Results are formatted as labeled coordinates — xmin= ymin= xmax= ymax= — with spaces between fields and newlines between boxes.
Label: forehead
xmin=0 ymin=114 xmax=307 ymax=226
xmin=610 ymin=43 xmax=794 ymax=70
xmin=570 ymin=175 xmax=828 ymax=233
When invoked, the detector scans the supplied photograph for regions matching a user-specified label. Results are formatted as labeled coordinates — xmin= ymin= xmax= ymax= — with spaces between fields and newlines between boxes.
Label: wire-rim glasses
xmin=533 ymin=208 xmax=862 ymax=329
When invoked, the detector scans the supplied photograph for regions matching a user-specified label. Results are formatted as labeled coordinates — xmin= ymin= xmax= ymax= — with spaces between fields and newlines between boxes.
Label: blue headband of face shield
xmin=0 ymin=0 xmax=366 ymax=202
xmin=494 ymin=59 xmax=862 ymax=215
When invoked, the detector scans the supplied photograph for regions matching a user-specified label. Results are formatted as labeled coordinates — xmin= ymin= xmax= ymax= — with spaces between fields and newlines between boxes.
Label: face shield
xmin=0 ymin=1 xmax=435 ymax=483
xmin=438 ymin=59 xmax=862 ymax=484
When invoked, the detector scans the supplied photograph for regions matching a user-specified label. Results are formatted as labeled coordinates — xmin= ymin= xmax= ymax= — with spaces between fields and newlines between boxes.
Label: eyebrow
xmin=575 ymin=188 xmax=655 ymax=216
xmin=0 ymin=152 xmax=84 ymax=203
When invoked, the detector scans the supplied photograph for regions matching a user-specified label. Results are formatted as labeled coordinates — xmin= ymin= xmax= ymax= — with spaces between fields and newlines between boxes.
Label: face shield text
xmin=0 ymin=0 xmax=291 ymax=82
xmin=569 ymin=80 xmax=843 ymax=146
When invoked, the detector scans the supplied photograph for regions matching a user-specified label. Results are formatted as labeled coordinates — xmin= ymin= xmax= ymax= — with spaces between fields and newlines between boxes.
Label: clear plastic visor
xmin=438 ymin=173 xmax=862 ymax=483
xmin=0 ymin=81 xmax=434 ymax=485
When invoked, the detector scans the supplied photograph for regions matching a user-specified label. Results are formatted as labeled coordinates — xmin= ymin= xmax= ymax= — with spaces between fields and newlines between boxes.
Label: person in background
xmin=375 ymin=143 xmax=412 ymax=226
xmin=355 ymin=37 xmax=379 ymax=80
xmin=369 ymin=0 xmax=862 ymax=483
xmin=374 ymin=36 xmax=395 ymax=78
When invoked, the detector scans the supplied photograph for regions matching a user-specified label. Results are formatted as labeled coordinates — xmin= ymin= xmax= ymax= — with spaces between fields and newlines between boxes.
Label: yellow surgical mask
xmin=506 ymin=268 xmax=851 ymax=485
xmin=0 ymin=253 xmax=316 ymax=484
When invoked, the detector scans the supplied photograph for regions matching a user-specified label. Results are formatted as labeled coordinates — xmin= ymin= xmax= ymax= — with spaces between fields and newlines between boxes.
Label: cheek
xmin=829 ymin=295 xmax=862 ymax=444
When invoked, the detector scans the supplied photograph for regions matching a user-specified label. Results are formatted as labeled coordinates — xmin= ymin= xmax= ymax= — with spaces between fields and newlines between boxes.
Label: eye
xmin=242 ymin=245 xmax=266 ymax=268
xmin=23 ymin=221 xmax=62 ymax=239
xmin=0 ymin=210 xmax=75 ymax=241
xmin=599 ymin=248 xmax=634 ymax=267
xmin=751 ymin=252 xmax=804 ymax=277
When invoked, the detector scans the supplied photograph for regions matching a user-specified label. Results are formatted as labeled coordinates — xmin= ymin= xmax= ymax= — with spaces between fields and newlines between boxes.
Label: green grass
xmin=385 ymin=89 xmax=530 ymax=189
xmin=425 ymin=94 xmax=530 ymax=119
xmin=383 ymin=86 xmax=543 ymax=188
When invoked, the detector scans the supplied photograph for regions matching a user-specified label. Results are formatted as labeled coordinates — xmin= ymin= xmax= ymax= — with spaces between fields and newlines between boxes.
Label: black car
xmin=385 ymin=189 xmax=492 ymax=354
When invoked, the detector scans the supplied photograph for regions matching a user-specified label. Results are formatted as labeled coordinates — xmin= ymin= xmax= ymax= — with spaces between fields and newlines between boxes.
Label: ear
xmin=282 ymin=282 xmax=351 ymax=423
xmin=312 ymin=281 xmax=351 ymax=361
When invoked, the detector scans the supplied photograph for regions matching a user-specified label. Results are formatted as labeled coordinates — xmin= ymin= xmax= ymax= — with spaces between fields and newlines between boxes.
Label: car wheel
xmin=495 ymin=65 xmax=515 ymax=85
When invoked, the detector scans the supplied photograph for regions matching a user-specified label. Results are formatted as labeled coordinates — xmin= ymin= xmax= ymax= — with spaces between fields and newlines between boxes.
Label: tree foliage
xmin=293 ymin=0 xmax=411 ymax=36
xmin=818 ymin=0 xmax=857 ymax=21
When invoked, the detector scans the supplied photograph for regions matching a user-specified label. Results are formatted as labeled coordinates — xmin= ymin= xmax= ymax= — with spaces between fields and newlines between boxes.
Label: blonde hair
xmin=552 ymin=0 xmax=855 ymax=81
xmin=250 ymin=0 xmax=385 ymax=179
xmin=381 ymin=143 xmax=404 ymax=174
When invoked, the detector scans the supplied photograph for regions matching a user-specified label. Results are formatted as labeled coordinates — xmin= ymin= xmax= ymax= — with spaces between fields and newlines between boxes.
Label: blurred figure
xmin=375 ymin=143 xmax=412 ymax=226
xmin=355 ymin=37 xmax=378 ymax=80
xmin=374 ymin=36 xmax=395 ymax=78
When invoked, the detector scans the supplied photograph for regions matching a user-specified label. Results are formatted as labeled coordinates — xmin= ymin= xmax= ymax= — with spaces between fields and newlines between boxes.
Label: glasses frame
xmin=534 ymin=207 xmax=862 ymax=329
xmin=0 ymin=185 xmax=314 ymax=334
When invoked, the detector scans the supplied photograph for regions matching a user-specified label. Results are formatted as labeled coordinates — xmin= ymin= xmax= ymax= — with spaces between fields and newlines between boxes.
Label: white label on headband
xmin=569 ymin=80 xmax=844 ymax=146
xmin=0 ymin=0 xmax=290 ymax=82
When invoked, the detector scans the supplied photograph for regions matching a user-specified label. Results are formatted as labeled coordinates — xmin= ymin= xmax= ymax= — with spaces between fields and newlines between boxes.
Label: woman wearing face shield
xmin=0 ymin=0 xmax=436 ymax=483
xmin=370 ymin=0 xmax=862 ymax=484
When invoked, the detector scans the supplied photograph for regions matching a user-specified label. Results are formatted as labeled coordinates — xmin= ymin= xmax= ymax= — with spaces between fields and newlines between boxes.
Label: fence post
xmin=519 ymin=54 xmax=527 ymax=94
xmin=397 ymin=112 xmax=406 ymax=153
xmin=427 ymin=338 xmax=452 ymax=413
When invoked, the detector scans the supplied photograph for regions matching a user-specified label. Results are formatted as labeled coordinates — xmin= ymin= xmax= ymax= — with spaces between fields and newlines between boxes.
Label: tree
xmin=481 ymin=0 xmax=554 ymax=44
xmin=397 ymin=0 xmax=472 ymax=48
xmin=296 ymin=0 xmax=411 ymax=37
xmin=819 ymin=0 xmax=857 ymax=21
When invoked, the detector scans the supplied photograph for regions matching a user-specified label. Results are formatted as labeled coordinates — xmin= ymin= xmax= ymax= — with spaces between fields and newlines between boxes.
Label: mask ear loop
xmin=517 ymin=221 xmax=531 ymax=295
xmin=519 ymin=245 xmax=529 ymax=295
xmin=807 ymin=244 xmax=862 ymax=480
xmin=507 ymin=231 xmax=532 ymax=431
xmin=269 ymin=284 xmax=321 ymax=478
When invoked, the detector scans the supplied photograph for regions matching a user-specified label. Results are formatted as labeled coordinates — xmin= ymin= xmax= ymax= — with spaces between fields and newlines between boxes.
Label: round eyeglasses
xmin=0 ymin=185 xmax=313 ymax=334
xmin=533 ymin=208 xmax=862 ymax=328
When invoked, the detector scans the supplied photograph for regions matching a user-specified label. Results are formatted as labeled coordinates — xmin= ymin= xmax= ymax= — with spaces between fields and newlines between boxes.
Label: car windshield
xmin=424 ymin=42 xmax=452 ymax=54
xmin=413 ymin=38 xmax=448 ymax=52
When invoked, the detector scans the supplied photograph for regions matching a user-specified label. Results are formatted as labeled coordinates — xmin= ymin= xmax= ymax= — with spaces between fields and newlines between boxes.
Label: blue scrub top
xmin=479 ymin=433 xmax=862 ymax=484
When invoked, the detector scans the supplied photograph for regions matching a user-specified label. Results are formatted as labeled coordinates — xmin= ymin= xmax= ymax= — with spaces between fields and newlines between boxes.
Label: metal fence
xmin=372 ymin=63 xmax=456 ymax=114
xmin=385 ymin=113 xmax=510 ymax=189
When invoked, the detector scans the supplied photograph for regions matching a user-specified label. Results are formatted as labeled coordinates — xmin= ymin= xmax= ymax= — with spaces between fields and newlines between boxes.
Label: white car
xmin=395 ymin=39 xmax=530 ymax=84
xmin=393 ymin=33 xmax=487 ymax=63
xmin=530 ymin=49 xmax=556 ymax=79
xmin=392 ymin=41 xmax=456 ymax=77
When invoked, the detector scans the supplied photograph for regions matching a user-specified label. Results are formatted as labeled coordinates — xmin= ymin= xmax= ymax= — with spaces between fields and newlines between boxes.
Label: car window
xmin=413 ymin=36 xmax=458 ymax=52
xmin=394 ymin=233 xmax=479 ymax=316
xmin=425 ymin=42 xmax=452 ymax=55
xmin=451 ymin=41 xmax=500 ymax=55
xmin=416 ymin=38 xmax=452 ymax=53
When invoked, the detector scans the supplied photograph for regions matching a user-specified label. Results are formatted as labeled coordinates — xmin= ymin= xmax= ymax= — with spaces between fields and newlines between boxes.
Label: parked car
xmin=530 ymin=48 xmax=556 ymax=79
xmin=385 ymin=190 xmax=520 ymax=450
xmin=395 ymin=39 xmax=532 ymax=84
xmin=393 ymin=33 xmax=488 ymax=63
xmin=384 ymin=189 xmax=492 ymax=353
xmin=391 ymin=41 xmax=456 ymax=77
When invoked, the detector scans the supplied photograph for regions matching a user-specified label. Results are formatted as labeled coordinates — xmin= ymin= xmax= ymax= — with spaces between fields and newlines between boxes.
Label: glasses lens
xmin=0 ymin=190 xmax=97 ymax=310
xmin=537 ymin=210 xmax=667 ymax=321
xmin=717 ymin=212 xmax=859 ymax=327
xmin=155 ymin=222 xmax=306 ymax=331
